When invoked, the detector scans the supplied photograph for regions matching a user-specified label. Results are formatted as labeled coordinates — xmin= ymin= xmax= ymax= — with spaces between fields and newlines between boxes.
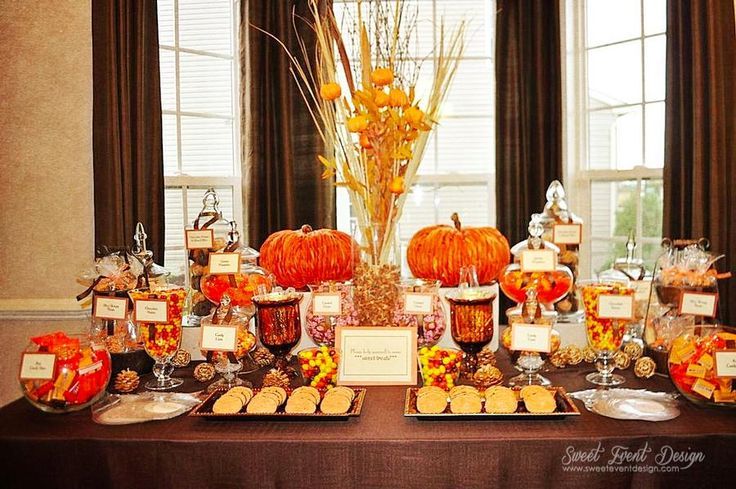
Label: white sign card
xmin=93 ymin=296 xmax=128 ymax=320
xmin=404 ymin=293 xmax=434 ymax=315
xmin=520 ymin=249 xmax=557 ymax=273
xmin=335 ymin=326 xmax=417 ymax=385
xmin=200 ymin=325 xmax=238 ymax=352
xmin=714 ymin=350 xmax=736 ymax=378
xmin=552 ymin=224 xmax=582 ymax=245
xmin=19 ymin=353 xmax=56 ymax=381
xmin=510 ymin=324 xmax=553 ymax=353
xmin=133 ymin=298 xmax=169 ymax=324
xmin=678 ymin=292 xmax=718 ymax=318
xmin=312 ymin=293 xmax=342 ymax=316
xmin=208 ymin=252 xmax=241 ymax=274
xmin=597 ymin=294 xmax=635 ymax=320
xmin=185 ymin=229 xmax=215 ymax=250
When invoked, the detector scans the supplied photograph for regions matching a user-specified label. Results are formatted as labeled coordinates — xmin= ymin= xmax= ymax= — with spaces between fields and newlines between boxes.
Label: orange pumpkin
xmin=407 ymin=213 xmax=510 ymax=287
xmin=259 ymin=225 xmax=359 ymax=290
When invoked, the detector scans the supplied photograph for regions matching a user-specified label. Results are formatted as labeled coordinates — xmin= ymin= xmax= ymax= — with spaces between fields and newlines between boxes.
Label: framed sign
xmin=93 ymin=296 xmax=128 ymax=320
xmin=520 ymin=249 xmax=557 ymax=273
xmin=678 ymin=292 xmax=718 ymax=318
xmin=133 ymin=298 xmax=169 ymax=324
xmin=200 ymin=325 xmax=238 ymax=352
xmin=185 ymin=229 xmax=215 ymax=250
xmin=510 ymin=324 xmax=552 ymax=353
xmin=335 ymin=326 xmax=417 ymax=385
xmin=552 ymin=224 xmax=582 ymax=245
xmin=19 ymin=353 xmax=56 ymax=381
xmin=208 ymin=252 xmax=241 ymax=274
xmin=597 ymin=294 xmax=635 ymax=320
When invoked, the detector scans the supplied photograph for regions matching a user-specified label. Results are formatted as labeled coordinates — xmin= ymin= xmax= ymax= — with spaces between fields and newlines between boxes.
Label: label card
xmin=691 ymin=378 xmax=716 ymax=399
xmin=200 ymin=325 xmax=238 ymax=352
xmin=185 ymin=229 xmax=215 ymax=250
xmin=133 ymin=299 xmax=169 ymax=324
xmin=404 ymin=293 xmax=434 ymax=315
xmin=19 ymin=353 xmax=56 ymax=381
xmin=597 ymin=294 xmax=635 ymax=320
xmin=714 ymin=350 xmax=736 ymax=378
xmin=510 ymin=324 xmax=552 ymax=353
xmin=520 ymin=249 xmax=557 ymax=273
xmin=678 ymin=292 xmax=718 ymax=318
xmin=312 ymin=293 xmax=342 ymax=316
xmin=552 ymin=224 xmax=582 ymax=245
xmin=93 ymin=296 xmax=128 ymax=320
xmin=208 ymin=252 xmax=241 ymax=274
xmin=335 ymin=326 xmax=417 ymax=385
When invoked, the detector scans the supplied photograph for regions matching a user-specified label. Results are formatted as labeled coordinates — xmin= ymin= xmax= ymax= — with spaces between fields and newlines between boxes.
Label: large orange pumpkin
xmin=407 ymin=213 xmax=510 ymax=287
xmin=259 ymin=225 xmax=359 ymax=290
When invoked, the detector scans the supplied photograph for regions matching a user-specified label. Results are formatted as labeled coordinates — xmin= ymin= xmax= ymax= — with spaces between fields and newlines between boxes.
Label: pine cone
xmin=172 ymin=349 xmax=191 ymax=368
xmin=194 ymin=362 xmax=216 ymax=382
xmin=253 ymin=347 xmax=275 ymax=368
xmin=477 ymin=348 xmax=497 ymax=367
xmin=549 ymin=350 xmax=567 ymax=368
xmin=262 ymin=368 xmax=290 ymax=389
xmin=114 ymin=369 xmax=140 ymax=393
xmin=613 ymin=350 xmax=631 ymax=370
xmin=473 ymin=364 xmax=503 ymax=389
xmin=623 ymin=342 xmax=643 ymax=361
xmin=634 ymin=356 xmax=656 ymax=378
xmin=582 ymin=346 xmax=597 ymax=363
xmin=563 ymin=345 xmax=583 ymax=365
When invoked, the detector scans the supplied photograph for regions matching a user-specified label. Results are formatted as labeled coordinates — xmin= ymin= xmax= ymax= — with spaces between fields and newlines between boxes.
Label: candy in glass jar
xmin=392 ymin=279 xmax=447 ymax=347
xmin=305 ymin=282 xmax=358 ymax=346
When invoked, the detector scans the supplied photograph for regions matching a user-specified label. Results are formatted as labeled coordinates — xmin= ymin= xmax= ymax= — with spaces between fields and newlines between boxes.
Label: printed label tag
xmin=19 ymin=353 xmax=56 ymax=381
xmin=133 ymin=299 xmax=169 ymax=324
xmin=714 ymin=350 xmax=736 ymax=378
xmin=208 ymin=252 xmax=241 ymax=274
xmin=200 ymin=325 xmax=238 ymax=352
xmin=510 ymin=324 xmax=552 ymax=353
xmin=520 ymin=249 xmax=557 ymax=273
xmin=678 ymin=292 xmax=718 ymax=318
xmin=93 ymin=296 xmax=128 ymax=320
xmin=552 ymin=224 xmax=582 ymax=245
xmin=597 ymin=295 xmax=634 ymax=320
xmin=404 ymin=293 xmax=434 ymax=315
xmin=185 ymin=229 xmax=215 ymax=249
xmin=312 ymin=293 xmax=342 ymax=316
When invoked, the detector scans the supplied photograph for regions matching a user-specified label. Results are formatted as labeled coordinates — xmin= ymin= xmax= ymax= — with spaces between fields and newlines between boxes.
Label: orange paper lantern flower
xmin=371 ymin=68 xmax=394 ymax=86
xmin=347 ymin=115 xmax=369 ymax=132
xmin=319 ymin=82 xmax=341 ymax=101
xmin=388 ymin=88 xmax=409 ymax=107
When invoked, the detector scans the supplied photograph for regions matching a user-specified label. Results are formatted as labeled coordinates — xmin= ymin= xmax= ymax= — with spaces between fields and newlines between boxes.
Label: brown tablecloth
xmin=1 ymin=350 xmax=735 ymax=489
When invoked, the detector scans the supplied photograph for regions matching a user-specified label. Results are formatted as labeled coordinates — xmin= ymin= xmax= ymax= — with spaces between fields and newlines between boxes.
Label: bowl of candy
xmin=297 ymin=346 xmax=339 ymax=389
xmin=20 ymin=332 xmax=112 ymax=413
xmin=668 ymin=325 xmax=736 ymax=408
xmin=418 ymin=346 xmax=463 ymax=390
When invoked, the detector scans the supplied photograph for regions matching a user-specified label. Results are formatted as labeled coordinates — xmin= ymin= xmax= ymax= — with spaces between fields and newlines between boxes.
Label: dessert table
xmin=1 ymin=350 xmax=735 ymax=489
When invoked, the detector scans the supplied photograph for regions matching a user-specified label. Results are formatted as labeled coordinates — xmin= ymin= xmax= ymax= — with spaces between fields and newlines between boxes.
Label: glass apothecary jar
xmin=392 ymin=279 xmax=447 ymax=347
xmin=20 ymin=332 xmax=112 ymax=413
xmin=668 ymin=325 xmax=736 ymax=408
xmin=305 ymin=281 xmax=358 ymax=346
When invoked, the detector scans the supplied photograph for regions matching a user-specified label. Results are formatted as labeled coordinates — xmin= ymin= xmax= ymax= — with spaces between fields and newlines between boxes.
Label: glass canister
xmin=533 ymin=180 xmax=583 ymax=323
xmin=668 ymin=325 xmax=736 ymax=408
xmin=252 ymin=289 xmax=303 ymax=372
xmin=20 ymin=332 xmax=112 ymax=413
xmin=392 ymin=279 xmax=447 ymax=347
xmin=502 ymin=307 xmax=561 ymax=386
xmin=305 ymin=281 xmax=359 ymax=346
xmin=446 ymin=284 xmax=496 ymax=378
xmin=186 ymin=188 xmax=232 ymax=326
xmin=200 ymin=221 xmax=274 ymax=319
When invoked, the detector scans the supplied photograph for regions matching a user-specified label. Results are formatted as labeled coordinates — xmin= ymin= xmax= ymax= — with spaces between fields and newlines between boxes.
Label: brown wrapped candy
xmin=613 ymin=350 xmax=631 ymax=370
xmin=172 ymin=349 xmax=192 ymax=368
xmin=472 ymin=364 xmax=504 ymax=389
xmin=634 ymin=356 xmax=656 ymax=378
xmin=262 ymin=368 xmax=290 ymax=389
xmin=194 ymin=362 xmax=216 ymax=382
xmin=623 ymin=342 xmax=643 ymax=361
xmin=114 ymin=369 xmax=140 ymax=393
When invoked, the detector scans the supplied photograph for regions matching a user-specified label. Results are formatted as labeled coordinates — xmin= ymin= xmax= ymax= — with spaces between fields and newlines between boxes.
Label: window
xmin=564 ymin=0 xmax=666 ymax=277
xmin=333 ymin=0 xmax=496 ymax=268
xmin=157 ymin=0 xmax=242 ymax=283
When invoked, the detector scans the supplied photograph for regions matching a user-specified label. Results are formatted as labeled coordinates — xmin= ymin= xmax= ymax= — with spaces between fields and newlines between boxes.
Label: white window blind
xmin=157 ymin=0 xmax=242 ymax=284
xmin=333 ymin=0 xmax=496 ymax=267
xmin=565 ymin=0 xmax=665 ymax=277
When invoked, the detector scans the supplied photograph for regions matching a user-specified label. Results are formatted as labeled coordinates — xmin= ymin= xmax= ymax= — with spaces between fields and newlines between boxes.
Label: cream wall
xmin=0 ymin=0 xmax=94 ymax=406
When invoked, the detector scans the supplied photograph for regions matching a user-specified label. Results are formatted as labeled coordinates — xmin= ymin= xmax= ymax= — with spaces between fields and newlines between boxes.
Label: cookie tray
xmin=189 ymin=387 xmax=366 ymax=420
xmin=404 ymin=386 xmax=581 ymax=420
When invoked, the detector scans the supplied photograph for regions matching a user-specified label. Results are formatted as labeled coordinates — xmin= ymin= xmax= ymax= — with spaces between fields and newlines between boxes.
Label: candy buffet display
xmin=405 ymin=385 xmax=580 ymax=418
xmin=579 ymin=280 xmax=635 ymax=386
xmin=189 ymin=386 xmax=366 ymax=419
xmin=407 ymin=213 xmax=510 ymax=287
xmin=186 ymin=188 xmax=232 ymax=324
xmin=418 ymin=346 xmax=463 ymax=389
xmin=298 ymin=346 xmax=339 ymax=389
xmin=129 ymin=287 xmax=187 ymax=390
xmin=393 ymin=279 xmax=446 ymax=347
xmin=20 ymin=332 xmax=112 ymax=413
xmin=259 ymin=225 xmax=359 ymax=290
xmin=305 ymin=282 xmax=358 ymax=346
xmin=668 ymin=326 xmax=736 ymax=407
xmin=533 ymin=181 xmax=583 ymax=322
xmin=252 ymin=289 xmax=303 ymax=371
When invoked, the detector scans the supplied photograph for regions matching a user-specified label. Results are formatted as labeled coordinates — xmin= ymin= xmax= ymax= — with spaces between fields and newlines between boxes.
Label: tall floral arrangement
xmin=258 ymin=0 xmax=465 ymax=266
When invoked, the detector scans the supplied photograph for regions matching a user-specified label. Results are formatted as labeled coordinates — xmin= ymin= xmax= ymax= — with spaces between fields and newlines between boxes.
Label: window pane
xmin=590 ymin=180 xmax=639 ymax=239
xmin=436 ymin=117 xmax=493 ymax=174
xmin=162 ymin=114 xmax=178 ymax=175
xmin=644 ymin=0 xmax=667 ymax=36
xmin=164 ymin=187 xmax=185 ymax=274
xmin=180 ymin=116 xmax=234 ymax=176
xmin=644 ymin=35 xmax=666 ymax=102
xmin=641 ymin=179 xmax=663 ymax=238
xmin=586 ymin=0 xmax=641 ymax=47
xmin=159 ymin=49 xmax=177 ymax=111
xmin=588 ymin=105 xmax=643 ymax=169
xmin=179 ymin=52 xmax=232 ymax=116
xmin=436 ymin=0 xmax=493 ymax=58
xmin=157 ymin=0 xmax=175 ymax=46
xmin=437 ymin=185 xmax=491 ymax=226
xmin=591 ymin=240 xmax=619 ymax=275
xmin=398 ymin=185 xmax=437 ymax=242
xmin=178 ymin=0 xmax=232 ymax=55
xmin=588 ymin=40 xmax=642 ymax=106
xmin=442 ymin=59 xmax=493 ymax=116
xmin=644 ymin=102 xmax=665 ymax=168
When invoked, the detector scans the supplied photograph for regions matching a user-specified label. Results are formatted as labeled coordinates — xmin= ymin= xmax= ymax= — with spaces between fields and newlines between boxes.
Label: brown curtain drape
xmin=495 ymin=0 xmax=563 ymax=248
xmin=663 ymin=0 xmax=736 ymax=323
xmin=92 ymin=0 xmax=165 ymax=261
xmin=242 ymin=0 xmax=334 ymax=249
